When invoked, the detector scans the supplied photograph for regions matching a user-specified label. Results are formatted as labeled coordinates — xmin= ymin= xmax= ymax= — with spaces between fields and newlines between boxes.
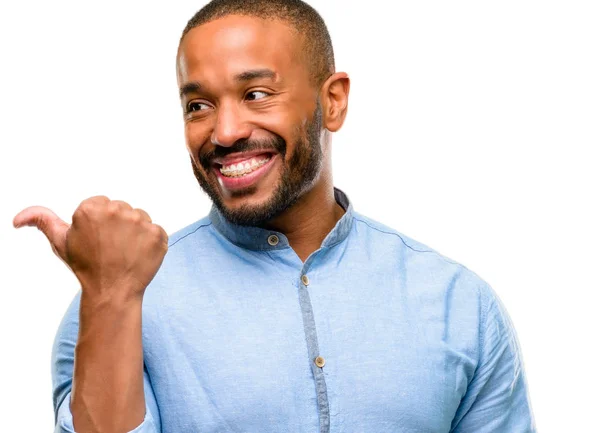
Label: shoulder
xmin=350 ymin=210 xmax=460 ymax=269
xmin=159 ymin=214 xmax=228 ymax=263
xmin=350 ymin=211 xmax=497 ymax=305
xmin=144 ymin=215 xmax=218 ymax=296
xmin=167 ymin=215 xmax=214 ymax=250
xmin=351 ymin=211 xmax=438 ymax=253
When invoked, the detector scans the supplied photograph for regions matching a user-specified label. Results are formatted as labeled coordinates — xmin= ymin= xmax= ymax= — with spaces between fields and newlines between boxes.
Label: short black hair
xmin=181 ymin=0 xmax=335 ymax=86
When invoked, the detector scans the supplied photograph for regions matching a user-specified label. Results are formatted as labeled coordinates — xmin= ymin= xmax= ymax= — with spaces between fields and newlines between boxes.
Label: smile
xmin=219 ymin=155 xmax=272 ymax=178
xmin=212 ymin=152 xmax=279 ymax=191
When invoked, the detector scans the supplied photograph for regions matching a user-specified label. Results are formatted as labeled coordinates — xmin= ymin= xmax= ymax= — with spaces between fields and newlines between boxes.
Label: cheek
xmin=184 ymin=121 xmax=212 ymax=156
xmin=256 ymin=110 xmax=308 ymax=157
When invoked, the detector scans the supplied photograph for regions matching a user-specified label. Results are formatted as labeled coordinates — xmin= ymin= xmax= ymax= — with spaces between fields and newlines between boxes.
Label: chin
xmin=217 ymin=191 xmax=281 ymax=226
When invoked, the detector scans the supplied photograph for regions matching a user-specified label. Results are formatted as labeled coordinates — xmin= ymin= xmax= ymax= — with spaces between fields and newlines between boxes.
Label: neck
xmin=262 ymin=181 xmax=345 ymax=263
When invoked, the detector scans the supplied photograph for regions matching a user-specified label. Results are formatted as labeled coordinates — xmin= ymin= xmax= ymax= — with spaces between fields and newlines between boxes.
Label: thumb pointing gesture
xmin=13 ymin=206 xmax=70 ymax=264
xmin=14 ymin=197 xmax=168 ymax=296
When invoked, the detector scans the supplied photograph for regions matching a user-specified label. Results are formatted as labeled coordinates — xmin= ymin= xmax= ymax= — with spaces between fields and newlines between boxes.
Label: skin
xmin=13 ymin=14 xmax=350 ymax=432
xmin=13 ymin=198 xmax=167 ymax=433
xmin=178 ymin=15 xmax=350 ymax=261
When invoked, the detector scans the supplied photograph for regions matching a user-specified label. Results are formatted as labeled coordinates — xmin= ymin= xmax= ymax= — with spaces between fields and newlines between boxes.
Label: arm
xmin=72 ymin=293 xmax=147 ymax=432
xmin=14 ymin=197 xmax=167 ymax=432
xmin=450 ymin=287 xmax=536 ymax=432
xmin=52 ymin=292 xmax=161 ymax=433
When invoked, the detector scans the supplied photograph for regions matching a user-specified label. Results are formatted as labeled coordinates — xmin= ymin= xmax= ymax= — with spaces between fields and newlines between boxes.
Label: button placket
xmin=296 ymin=265 xmax=329 ymax=432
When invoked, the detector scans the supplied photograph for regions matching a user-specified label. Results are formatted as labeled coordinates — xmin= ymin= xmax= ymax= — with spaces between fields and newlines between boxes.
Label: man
xmin=14 ymin=0 xmax=536 ymax=432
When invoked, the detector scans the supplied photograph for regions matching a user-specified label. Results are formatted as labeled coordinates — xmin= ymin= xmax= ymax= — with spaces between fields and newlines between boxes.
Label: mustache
xmin=199 ymin=135 xmax=287 ymax=170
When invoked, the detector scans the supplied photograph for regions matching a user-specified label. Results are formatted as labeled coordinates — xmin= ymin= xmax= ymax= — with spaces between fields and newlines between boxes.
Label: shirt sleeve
xmin=52 ymin=292 xmax=161 ymax=433
xmin=450 ymin=286 xmax=537 ymax=432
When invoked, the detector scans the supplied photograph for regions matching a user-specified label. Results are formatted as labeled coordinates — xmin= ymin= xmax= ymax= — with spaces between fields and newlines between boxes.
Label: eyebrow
xmin=179 ymin=69 xmax=277 ymax=99
xmin=179 ymin=81 xmax=202 ymax=99
xmin=234 ymin=68 xmax=277 ymax=82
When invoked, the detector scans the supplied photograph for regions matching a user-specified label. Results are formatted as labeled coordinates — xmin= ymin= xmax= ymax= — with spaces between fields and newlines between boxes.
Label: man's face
xmin=177 ymin=15 xmax=324 ymax=226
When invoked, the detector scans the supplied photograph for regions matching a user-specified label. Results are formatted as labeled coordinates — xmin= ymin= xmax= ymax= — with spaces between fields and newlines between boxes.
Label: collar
xmin=209 ymin=187 xmax=354 ymax=251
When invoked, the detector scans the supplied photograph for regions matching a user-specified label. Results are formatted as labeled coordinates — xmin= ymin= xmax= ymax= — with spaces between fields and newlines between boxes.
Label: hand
xmin=13 ymin=196 xmax=168 ymax=300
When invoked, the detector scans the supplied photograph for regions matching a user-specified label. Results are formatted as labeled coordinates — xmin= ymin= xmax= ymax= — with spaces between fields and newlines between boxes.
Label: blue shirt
xmin=52 ymin=188 xmax=536 ymax=432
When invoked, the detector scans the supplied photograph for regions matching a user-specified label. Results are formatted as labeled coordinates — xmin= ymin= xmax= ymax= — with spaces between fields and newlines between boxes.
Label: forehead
xmin=177 ymin=15 xmax=306 ymax=85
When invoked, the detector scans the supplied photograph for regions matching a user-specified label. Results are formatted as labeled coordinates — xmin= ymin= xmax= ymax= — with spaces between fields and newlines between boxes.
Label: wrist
xmin=79 ymin=278 xmax=145 ymax=308
xmin=78 ymin=288 xmax=143 ymax=328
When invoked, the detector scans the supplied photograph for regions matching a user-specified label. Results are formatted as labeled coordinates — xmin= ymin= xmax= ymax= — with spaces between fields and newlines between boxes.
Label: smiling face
xmin=177 ymin=15 xmax=326 ymax=226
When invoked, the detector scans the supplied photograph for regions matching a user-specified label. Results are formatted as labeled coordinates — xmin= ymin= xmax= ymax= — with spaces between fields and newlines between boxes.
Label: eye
xmin=245 ymin=90 xmax=269 ymax=101
xmin=186 ymin=101 xmax=211 ymax=113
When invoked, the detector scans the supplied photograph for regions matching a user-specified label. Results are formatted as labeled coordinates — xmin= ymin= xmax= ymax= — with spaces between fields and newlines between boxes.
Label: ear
xmin=320 ymin=72 xmax=350 ymax=132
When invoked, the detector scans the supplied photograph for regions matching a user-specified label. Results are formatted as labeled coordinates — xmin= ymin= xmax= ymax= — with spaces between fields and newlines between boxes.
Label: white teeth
xmin=219 ymin=156 xmax=271 ymax=177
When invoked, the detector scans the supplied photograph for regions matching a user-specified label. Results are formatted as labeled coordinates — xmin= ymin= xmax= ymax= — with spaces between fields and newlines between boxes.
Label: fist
xmin=14 ymin=196 xmax=168 ymax=300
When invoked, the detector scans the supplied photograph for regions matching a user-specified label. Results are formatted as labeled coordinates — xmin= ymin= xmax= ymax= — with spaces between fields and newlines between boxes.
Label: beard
xmin=191 ymin=102 xmax=324 ymax=226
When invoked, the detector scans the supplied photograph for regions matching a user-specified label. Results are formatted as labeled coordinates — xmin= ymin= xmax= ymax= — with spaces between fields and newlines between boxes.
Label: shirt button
xmin=267 ymin=235 xmax=279 ymax=246
xmin=314 ymin=356 xmax=326 ymax=368
xmin=301 ymin=274 xmax=310 ymax=286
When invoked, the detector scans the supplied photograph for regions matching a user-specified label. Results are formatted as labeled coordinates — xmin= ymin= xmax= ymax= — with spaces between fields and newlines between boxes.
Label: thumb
xmin=13 ymin=206 xmax=70 ymax=262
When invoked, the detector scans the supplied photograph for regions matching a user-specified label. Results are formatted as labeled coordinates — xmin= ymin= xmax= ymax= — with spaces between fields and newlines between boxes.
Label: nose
xmin=211 ymin=102 xmax=252 ymax=147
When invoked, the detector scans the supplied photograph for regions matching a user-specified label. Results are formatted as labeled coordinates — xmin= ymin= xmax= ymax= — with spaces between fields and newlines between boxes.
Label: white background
xmin=1 ymin=1 xmax=598 ymax=431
